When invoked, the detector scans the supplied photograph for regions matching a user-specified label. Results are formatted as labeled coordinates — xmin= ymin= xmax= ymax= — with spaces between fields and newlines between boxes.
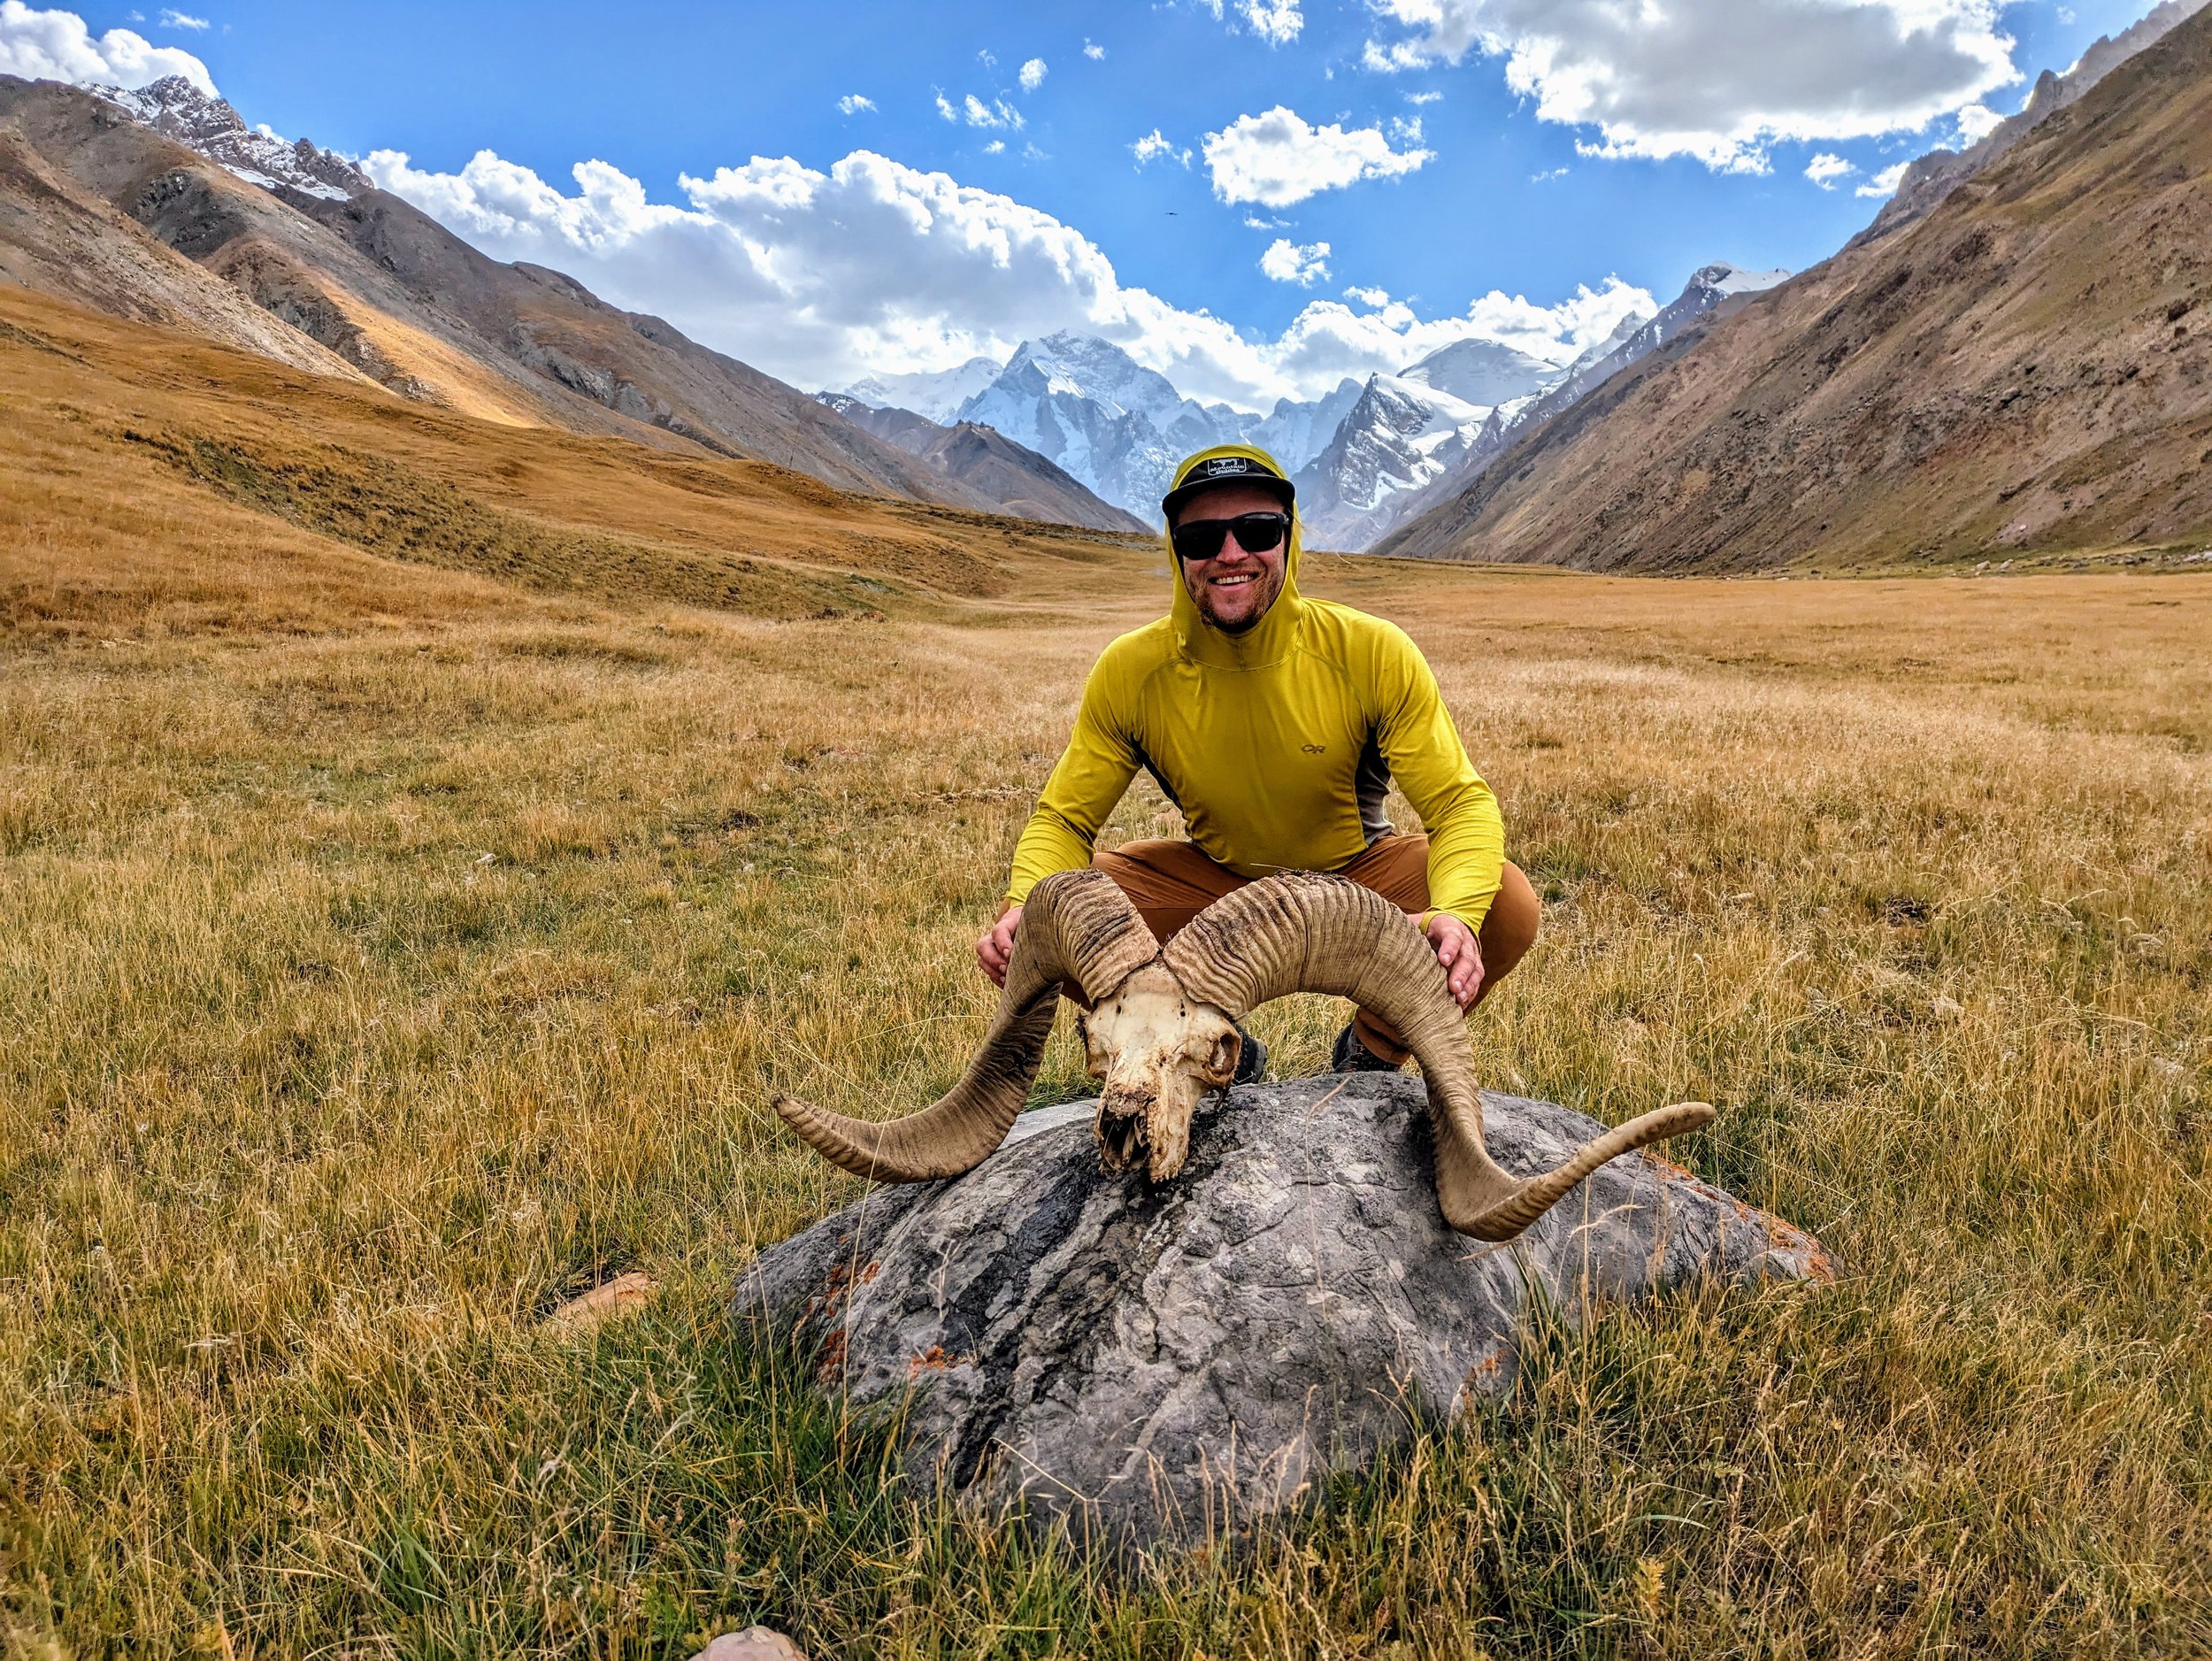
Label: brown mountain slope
xmin=297 ymin=188 xmax=1008 ymax=509
xmin=1 ymin=76 xmax=635 ymax=431
xmin=0 ymin=283 xmax=1141 ymax=643
xmin=0 ymin=76 xmax=999 ymax=513
xmin=0 ymin=117 xmax=367 ymax=383
xmin=1376 ymin=8 xmax=2212 ymax=573
xmin=816 ymin=396 xmax=1150 ymax=534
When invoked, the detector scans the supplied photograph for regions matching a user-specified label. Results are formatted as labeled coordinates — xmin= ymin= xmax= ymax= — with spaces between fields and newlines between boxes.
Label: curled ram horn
xmin=1163 ymin=873 xmax=1713 ymax=1242
xmin=771 ymin=867 xmax=1161 ymax=1182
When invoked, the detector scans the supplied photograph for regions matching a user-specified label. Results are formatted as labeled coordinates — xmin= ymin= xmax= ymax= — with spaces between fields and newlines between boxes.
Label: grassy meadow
xmin=4 ymin=288 xmax=2212 ymax=1657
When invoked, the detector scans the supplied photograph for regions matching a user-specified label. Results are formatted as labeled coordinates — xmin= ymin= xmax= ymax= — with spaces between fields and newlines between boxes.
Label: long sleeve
xmin=1004 ymin=657 xmax=1141 ymax=906
xmin=1371 ymin=626 xmax=1504 ymax=927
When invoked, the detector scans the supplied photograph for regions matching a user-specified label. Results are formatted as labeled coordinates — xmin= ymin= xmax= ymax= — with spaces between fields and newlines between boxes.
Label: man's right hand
xmin=976 ymin=904 xmax=1022 ymax=988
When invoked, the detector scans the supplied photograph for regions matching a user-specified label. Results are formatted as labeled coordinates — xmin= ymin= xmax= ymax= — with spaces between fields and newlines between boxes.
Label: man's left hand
xmin=1427 ymin=912 xmax=1484 ymax=1010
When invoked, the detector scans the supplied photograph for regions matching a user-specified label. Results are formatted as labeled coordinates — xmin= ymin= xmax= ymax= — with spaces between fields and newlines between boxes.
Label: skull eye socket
xmin=1075 ymin=1011 xmax=1109 ymax=1078
xmin=1197 ymin=1029 xmax=1240 ymax=1087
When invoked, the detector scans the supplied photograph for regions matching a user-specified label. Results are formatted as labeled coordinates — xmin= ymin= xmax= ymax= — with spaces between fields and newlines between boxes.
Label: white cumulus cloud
xmin=939 ymin=90 xmax=1023 ymax=129
xmin=1362 ymin=0 xmax=2020 ymax=172
xmin=1952 ymin=101 xmax=2004 ymax=143
xmin=1242 ymin=0 xmax=1302 ymax=45
xmin=367 ymin=144 xmax=1653 ymax=411
xmin=1804 ymin=152 xmax=1855 ymax=188
xmin=0 ymin=0 xmax=213 ymax=91
xmin=1342 ymin=285 xmax=1391 ymax=307
xmin=1260 ymin=238 xmax=1331 ymax=285
xmin=157 ymin=7 xmax=205 ymax=27
xmin=837 ymin=93 xmax=875 ymax=115
xmin=1019 ymin=57 xmax=1047 ymax=91
xmin=1856 ymin=159 xmax=1909 ymax=197
xmin=1131 ymin=127 xmax=1192 ymax=167
xmin=1084 ymin=39 xmax=1105 ymax=59
xmin=1202 ymin=105 xmax=1432 ymax=207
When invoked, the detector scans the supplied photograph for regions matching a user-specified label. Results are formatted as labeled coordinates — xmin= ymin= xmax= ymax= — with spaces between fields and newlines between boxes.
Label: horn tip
xmin=1655 ymin=1100 xmax=1717 ymax=1134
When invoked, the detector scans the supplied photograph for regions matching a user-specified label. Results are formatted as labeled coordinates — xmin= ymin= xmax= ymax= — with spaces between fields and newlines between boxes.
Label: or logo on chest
xmin=1300 ymin=743 xmax=1327 ymax=755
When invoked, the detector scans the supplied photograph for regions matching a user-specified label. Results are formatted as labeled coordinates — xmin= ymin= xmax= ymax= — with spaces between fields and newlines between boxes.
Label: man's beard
xmin=1189 ymin=565 xmax=1283 ymax=634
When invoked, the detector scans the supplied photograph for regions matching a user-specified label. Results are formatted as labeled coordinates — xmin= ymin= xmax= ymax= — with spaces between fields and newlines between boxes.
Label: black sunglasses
xmin=1171 ymin=511 xmax=1290 ymax=563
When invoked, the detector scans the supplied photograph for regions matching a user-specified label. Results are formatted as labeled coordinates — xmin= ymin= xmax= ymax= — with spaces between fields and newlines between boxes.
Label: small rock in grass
xmin=688 ymin=1628 xmax=808 ymax=1661
xmin=545 ymin=1271 xmax=657 ymax=1331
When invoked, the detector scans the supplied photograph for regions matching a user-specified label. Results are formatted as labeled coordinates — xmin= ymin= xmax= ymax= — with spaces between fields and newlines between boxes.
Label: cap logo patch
xmin=1198 ymin=457 xmax=1255 ymax=479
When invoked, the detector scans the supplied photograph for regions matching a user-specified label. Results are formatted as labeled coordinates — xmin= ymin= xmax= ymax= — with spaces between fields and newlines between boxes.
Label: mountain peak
xmin=1010 ymin=331 xmax=1158 ymax=390
xmin=837 ymin=356 xmax=1002 ymax=425
xmin=92 ymin=73 xmax=369 ymax=201
xmin=1398 ymin=336 xmax=1562 ymax=408
xmin=1686 ymin=263 xmax=1790 ymax=298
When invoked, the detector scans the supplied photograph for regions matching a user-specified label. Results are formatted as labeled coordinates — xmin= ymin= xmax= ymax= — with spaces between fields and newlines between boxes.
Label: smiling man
xmin=977 ymin=443 xmax=1541 ymax=1078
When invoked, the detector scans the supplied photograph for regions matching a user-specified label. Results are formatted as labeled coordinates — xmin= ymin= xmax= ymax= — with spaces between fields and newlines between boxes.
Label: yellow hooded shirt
xmin=1005 ymin=444 xmax=1506 ymax=927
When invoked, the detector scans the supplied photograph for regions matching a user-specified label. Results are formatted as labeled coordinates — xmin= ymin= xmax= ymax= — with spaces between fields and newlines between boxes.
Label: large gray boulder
xmin=737 ymin=1074 xmax=1834 ymax=1548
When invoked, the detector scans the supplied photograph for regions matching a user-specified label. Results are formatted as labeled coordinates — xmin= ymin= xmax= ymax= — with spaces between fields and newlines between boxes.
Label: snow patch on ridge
xmin=90 ymin=74 xmax=369 ymax=201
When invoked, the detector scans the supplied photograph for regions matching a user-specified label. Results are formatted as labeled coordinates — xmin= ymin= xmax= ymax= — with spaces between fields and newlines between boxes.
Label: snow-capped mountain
xmin=1559 ymin=311 xmax=1648 ymax=380
xmin=1284 ymin=342 xmax=1560 ymax=550
xmin=1513 ymin=262 xmax=1785 ymax=434
xmin=1360 ymin=260 xmax=1789 ymax=554
xmin=1291 ymin=375 xmax=1501 ymax=551
xmin=952 ymin=331 xmax=1251 ymax=516
xmin=1472 ymin=263 xmax=1778 ymax=441
xmin=828 ymin=284 xmax=1774 ymax=544
xmin=810 ymin=392 xmax=1149 ymax=533
xmin=837 ymin=357 xmax=1002 ymax=425
xmin=1247 ymin=377 xmax=1364 ymax=476
xmin=91 ymin=75 xmax=369 ymax=201
xmin=1398 ymin=337 xmax=1561 ymax=408
xmin=1636 ymin=263 xmax=1786 ymax=349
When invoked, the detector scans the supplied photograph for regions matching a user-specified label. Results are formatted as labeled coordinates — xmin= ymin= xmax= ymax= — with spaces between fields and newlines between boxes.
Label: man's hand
xmin=977 ymin=904 xmax=1022 ymax=988
xmin=1427 ymin=912 xmax=1484 ymax=1010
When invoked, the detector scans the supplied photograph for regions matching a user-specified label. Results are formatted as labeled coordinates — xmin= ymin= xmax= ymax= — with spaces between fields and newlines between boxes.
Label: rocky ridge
xmin=1371 ymin=4 xmax=2212 ymax=572
xmin=1291 ymin=374 xmax=1500 ymax=551
xmin=813 ymin=393 xmax=1151 ymax=533
xmin=1364 ymin=263 xmax=1785 ymax=550
xmin=1855 ymin=0 xmax=2212 ymax=248
xmin=91 ymin=74 xmax=368 ymax=201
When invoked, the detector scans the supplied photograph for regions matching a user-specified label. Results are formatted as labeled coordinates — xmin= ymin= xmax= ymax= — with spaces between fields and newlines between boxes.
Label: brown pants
xmin=1092 ymin=834 xmax=1540 ymax=1065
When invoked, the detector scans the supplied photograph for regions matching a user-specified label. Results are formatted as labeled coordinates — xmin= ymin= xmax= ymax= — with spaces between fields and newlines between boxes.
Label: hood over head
xmin=1162 ymin=443 xmax=1307 ymax=671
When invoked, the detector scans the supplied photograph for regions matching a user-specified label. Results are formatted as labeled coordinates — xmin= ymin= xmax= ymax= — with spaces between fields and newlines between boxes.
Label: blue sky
xmin=3 ymin=0 xmax=2165 ymax=406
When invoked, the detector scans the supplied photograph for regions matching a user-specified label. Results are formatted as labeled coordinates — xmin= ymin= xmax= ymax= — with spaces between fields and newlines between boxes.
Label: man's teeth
xmin=1212 ymin=574 xmax=1256 ymax=587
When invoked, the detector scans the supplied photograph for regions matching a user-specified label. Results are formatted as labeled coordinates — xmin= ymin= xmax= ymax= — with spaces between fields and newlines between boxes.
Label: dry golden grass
xmin=3 ymin=288 xmax=2209 ymax=1658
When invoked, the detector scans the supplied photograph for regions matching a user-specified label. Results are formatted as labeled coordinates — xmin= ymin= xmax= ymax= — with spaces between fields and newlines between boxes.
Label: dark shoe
xmin=1331 ymin=1022 xmax=1402 ymax=1074
xmin=1233 ymin=1024 xmax=1268 ymax=1086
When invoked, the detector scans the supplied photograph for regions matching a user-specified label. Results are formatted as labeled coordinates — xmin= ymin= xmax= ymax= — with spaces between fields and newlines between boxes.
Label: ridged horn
xmin=772 ymin=867 xmax=1161 ymax=1183
xmin=1162 ymin=873 xmax=1713 ymax=1241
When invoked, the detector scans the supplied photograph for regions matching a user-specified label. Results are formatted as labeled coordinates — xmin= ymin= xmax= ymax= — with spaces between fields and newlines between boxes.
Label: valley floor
xmin=4 ymin=460 xmax=2210 ymax=1650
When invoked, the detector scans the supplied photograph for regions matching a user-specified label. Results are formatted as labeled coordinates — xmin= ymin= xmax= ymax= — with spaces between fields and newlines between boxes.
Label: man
xmin=977 ymin=443 xmax=1540 ymax=1077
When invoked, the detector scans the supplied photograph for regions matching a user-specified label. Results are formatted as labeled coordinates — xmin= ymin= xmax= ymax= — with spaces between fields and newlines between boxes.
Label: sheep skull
xmin=1079 ymin=962 xmax=1241 ymax=1180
